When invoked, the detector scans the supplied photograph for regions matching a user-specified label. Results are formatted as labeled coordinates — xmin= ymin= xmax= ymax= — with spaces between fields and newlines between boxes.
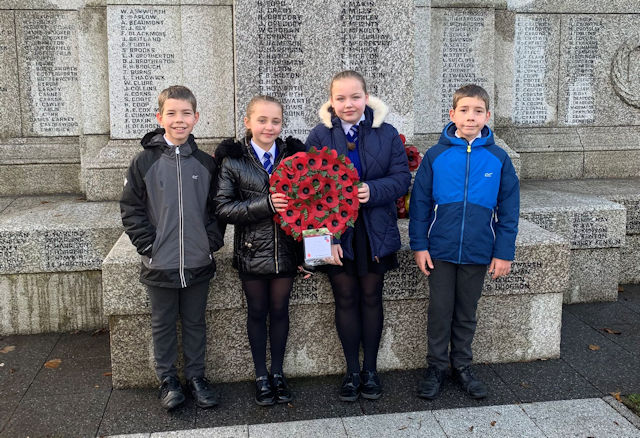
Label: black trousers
xmin=146 ymin=280 xmax=209 ymax=381
xmin=427 ymin=260 xmax=487 ymax=370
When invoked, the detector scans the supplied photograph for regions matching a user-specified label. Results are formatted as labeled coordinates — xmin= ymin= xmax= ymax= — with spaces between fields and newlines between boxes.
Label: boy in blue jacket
xmin=409 ymin=84 xmax=519 ymax=400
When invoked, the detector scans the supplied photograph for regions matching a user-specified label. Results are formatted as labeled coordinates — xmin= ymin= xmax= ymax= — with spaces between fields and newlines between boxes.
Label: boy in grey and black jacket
xmin=120 ymin=86 xmax=223 ymax=411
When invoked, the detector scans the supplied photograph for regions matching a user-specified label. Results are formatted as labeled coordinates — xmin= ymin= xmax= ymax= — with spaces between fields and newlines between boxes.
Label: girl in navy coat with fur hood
xmin=306 ymin=71 xmax=411 ymax=401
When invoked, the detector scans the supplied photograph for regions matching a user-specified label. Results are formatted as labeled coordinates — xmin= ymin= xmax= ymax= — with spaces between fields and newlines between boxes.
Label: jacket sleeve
xmin=206 ymin=159 xmax=225 ymax=252
xmin=214 ymin=158 xmax=275 ymax=225
xmin=364 ymin=129 xmax=411 ymax=207
xmin=408 ymin=156 xmax=434 ymax=252
xmin=120 ymin=155 xmax=155 ymax=256
xmin=304 ymin=126 xmax=322 ymax=151
xmin=492 ymin=156 xmax=520 ymax=261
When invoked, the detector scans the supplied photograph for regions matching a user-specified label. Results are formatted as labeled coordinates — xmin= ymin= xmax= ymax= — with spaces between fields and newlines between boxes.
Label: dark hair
xmin=158 ymin=85 xmax=197 ymax=113
xmin=452 ymin=84 xmax=490 ymax=111
xmin=329 ymin=70 xmax=367 ymax=96
xmin=244 ymin=95 xmax=284 ymax=140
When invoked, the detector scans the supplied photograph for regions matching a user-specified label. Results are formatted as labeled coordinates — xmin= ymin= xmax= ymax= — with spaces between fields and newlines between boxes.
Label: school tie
xmin=346 ymin=124 xmax=358 ymax=151
xmin=262 ymin=151 xmax=273 ymax=174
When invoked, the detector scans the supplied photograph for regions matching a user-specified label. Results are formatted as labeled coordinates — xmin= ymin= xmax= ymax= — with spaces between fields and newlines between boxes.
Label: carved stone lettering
xmin=484 ymin=260 xmax=542 ymax=292
xmin=17 ymin=11 xmax=80 ymax=136
xmin=565 ymin=16 xmax=602 ymax=125
xmin=44 ymin=230 xmax=95 ymax=269
xmin=513 ymin=15 xmax=552 ymax=125
xmin=571 ymin=212 xmax=620 ymax=247
xmin=0 ymin=231 xmax=29 ymax=271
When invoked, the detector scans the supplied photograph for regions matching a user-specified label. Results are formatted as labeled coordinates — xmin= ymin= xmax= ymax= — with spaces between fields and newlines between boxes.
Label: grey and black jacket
xmin=214 ymin=136 xmax=304 ymax=275
xmin=120 ymin=128 xmax=224 ymax=288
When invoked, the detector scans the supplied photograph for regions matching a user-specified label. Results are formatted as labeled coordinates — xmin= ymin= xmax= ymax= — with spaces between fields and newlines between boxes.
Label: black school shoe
xmin=417 ymin=366 xmax=448 ymax=400
xmin=255 ymin=375 xmax=276 ymax=406
xmin=360 ymin=370 xmax=382 ymax=400
xmin=339 ymin=372 xmax=361 ymax=402
xmin=452 ymin=365 xmax=488 ymax=399
xmin=271 ymin=373 xmax=293 ymax=403
xmin=188 ymin=376 xmax=218 ymax=409
xmin=159 ymin=376 xmax=185 ymax=410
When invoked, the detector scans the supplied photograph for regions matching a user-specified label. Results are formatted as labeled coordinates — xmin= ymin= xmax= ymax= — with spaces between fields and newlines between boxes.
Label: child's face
xmin=330 ymin=77 xmax=369 ymax=125
xmin=156 ymin=98 xmax=199 ymax=145
xmin=449 ymin=96 xmax=491 ymax=143
xmin=244 ymin=101 xmax=283 ymax=151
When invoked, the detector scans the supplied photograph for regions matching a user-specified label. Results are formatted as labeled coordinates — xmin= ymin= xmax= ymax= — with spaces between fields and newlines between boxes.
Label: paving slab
xmin=342 ymin=411 xmax=445 ymax=437
xmin=560 ymin=311 xmax=640 ymax=394
xmin=248 ymin=418 xmax=346 ymax=438
xmin=48 ymin=329 xmax=111 ymax=359
xmin=152 ymin=426 xmax=248 ymax=438
xmin=0 ymin=397 xmax=19 ymax=435
xmin=0 ymin=332 xmax=59 ymax=397
xmin=98 ymin=388 xmax=196 ymax=437
xmin=619 ymin=284 xmax=640 ymax=315
xmin=433 ymin=404 xmax=545 ymax=437
xmin=0 ymin=391 xmax=110 ymax=438
xmin=490 ymin=359 xmax=601 ymax=403
xmin=24 ymin=355 xmax=112 ymax=398
xmin=521 ymin=398 xmax=640 ymax=438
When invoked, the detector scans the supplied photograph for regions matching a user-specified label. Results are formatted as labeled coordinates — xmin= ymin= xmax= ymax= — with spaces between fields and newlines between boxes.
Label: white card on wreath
xmin=303 ymin=230 xmax=332 ymax=265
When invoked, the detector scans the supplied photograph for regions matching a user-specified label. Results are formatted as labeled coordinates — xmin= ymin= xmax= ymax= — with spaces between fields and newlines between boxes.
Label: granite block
xmin=520 ymin=187 xmax=626 ymax=249
xmin=522 ymin=178 xmax=640 ymax=235
xmin=0 ymin=197 xmax=14 ymax=213
xmin=0 ymin=196 xmax=122 ymax=274
xmin=343 ymin=411 xmax=446 ymax=437
xmin=78 ymin=6 xmax=109 ymax=136
xmin=566 ymin=248 xmax=619 ymax=303
xmin=558 ymin=15 xmax=640 ymax=127
xmin=519 ymin=151 xmax=584 ymax=180
xmin=0 ymin=11 xmax=20 ymax=139
xmin=422 ymin=8 xmax=494 ymax=133
xmin=413 ymin=5 xmax=431 ymax=134
xmin=433 ymin=403 xmax=546 ymax=437
xmin=0 ymin=163 xmax=81 ymax=196
xmin=494 ymin=137 xmax=521 ymax=177
xmin=496 ymin=127 xmax=583 ymax=153
xmin=181 ymin=5 xmax=234 ymax=138
xmin=585 ymin=150 xmax=640 ymax=179
xmin=0 ymin=0 xmax=91 ymax=8
xmin=494 ymin=11 xmax=560 ymax=127
xmin=16 ymin=10 xmax=81 ymax=136
xmin=0 ymin=270 xmax=104 ymax=335
xmin=521 ymin=398 xmax=640 ymax=437
xmin=235 ymin=0 xmax=415 ymax=139
xmin=109 ymin=315 xmax=157 ymax=388
xmin=152 ymin=427 xmax=247 ymax=438
xmin=621 ymin=234 xmax=640 ymax=284
xmin=248 ymin=418 xmax=347 ymax=438
xmin=0 ymin=136 xmax=80 ymax=165
xmin=506 ymin=0 xmax=640 ymax=14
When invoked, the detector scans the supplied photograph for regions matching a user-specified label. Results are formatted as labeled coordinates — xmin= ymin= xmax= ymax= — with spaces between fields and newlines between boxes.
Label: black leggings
xmin=242 ymin=277 xmax=294 ymax=377
xmin=328 ymin=271 xmax=385 ymax=374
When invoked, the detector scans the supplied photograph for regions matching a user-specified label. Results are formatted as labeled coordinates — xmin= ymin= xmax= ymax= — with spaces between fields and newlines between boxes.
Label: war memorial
xmin=0 ymin=0 xmax=638 ymax=390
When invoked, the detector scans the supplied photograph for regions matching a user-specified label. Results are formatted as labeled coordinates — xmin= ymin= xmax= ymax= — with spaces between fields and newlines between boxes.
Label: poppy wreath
xmin=269 ymin=146 xmax=361 ymax=241
xmin=397 ymin=134 xmax=423 ymax=219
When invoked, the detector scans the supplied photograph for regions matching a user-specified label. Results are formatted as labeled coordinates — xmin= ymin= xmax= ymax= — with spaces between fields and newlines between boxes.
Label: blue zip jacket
xmin=306 ymin=96 xmax=411 ymax=260
xmin=409 ymin=122 xmax=519 ymax=265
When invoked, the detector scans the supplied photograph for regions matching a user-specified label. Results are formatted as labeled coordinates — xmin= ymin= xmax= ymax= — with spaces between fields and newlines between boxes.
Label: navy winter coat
xmin=305 ymin=97 xmax=411 ymax=260
xmin=409 ymin=122 xmax=519 ymax=265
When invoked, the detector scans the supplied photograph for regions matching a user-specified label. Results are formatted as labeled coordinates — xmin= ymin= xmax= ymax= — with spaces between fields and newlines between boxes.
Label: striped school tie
xmin=346 ymin=124 xmax=358 ymax=150
xmin=262 ymin=151 xmax=273 ymax=173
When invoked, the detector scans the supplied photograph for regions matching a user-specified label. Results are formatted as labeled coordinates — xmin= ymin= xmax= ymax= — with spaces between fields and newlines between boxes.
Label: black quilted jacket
xmin=214 ymin=136 xmax=304 ymax=275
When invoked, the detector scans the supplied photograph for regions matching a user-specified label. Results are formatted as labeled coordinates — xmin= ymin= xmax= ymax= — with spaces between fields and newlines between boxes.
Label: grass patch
xmin=622 ymin=393 xmax=640 ymax=417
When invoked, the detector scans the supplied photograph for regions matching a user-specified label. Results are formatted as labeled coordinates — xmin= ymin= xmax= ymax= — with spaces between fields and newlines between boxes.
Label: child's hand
xmin=324 ymin=244 xmax=343 ymax=266
xmin=489 ymin=258 xmax=511 ymax=279
xmin=413 ymin=250 xmax=434 ymax=276
xmin=270 ymin=192 xmax=288 ymax=213
xmin=357 ymin=183 xmax=370 ymax=204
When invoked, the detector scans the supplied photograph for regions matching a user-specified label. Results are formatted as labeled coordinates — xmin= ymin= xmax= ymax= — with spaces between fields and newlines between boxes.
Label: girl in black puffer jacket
xmin=214 ymin=95 xmax=304 ymax=407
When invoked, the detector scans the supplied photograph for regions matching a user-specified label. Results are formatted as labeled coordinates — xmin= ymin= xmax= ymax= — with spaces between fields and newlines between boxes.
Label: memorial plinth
xmin=520 ymin=185 xmax=627 ymax=303
xmin=0 ymin=196 xmax=123 ymax=335
xmin=104 ymin=219 xmax=568 ymax=388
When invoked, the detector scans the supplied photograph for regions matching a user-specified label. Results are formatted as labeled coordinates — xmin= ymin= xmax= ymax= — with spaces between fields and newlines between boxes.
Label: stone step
xmin=103 ymin=219 xmax=568 ymax=388
xmin=0 ymin=195 xmax=122 ymax=334
xmin=523 ymin=178 xmax=640 ymax=285
xmin=521 ymin=183 xmax=628 ymax=303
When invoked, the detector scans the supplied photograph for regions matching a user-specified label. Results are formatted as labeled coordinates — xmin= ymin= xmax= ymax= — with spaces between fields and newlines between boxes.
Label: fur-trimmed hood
xmin=318 ymin=95 xmax=388 ymax=129
xmin=214 ymin=136 xmax=305 ymax=164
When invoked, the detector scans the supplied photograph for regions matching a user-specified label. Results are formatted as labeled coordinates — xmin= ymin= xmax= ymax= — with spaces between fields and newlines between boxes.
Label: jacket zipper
xmin=490 ymin=208 xmax=496 ymax=240
xmin=428 ymin=204 xmax=438 ymax=238
xmin=176 ymin=146 xmax=187 ymax=288
xmin=458 ymin=144 xmax=471 ymax=263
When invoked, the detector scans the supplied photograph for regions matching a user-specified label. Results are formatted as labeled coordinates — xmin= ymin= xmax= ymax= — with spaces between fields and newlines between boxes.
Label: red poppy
xmin=343 ymin=165 xmax=359 ymax=182
xmin=281 ymin=207 xmax=301 ymax=224
xmin=325 ymin=212 xmax=346 ymax=235
xmin=273 ymin=176 xmax=293 ymax=195
xmin=291 ymin=154 xmax=310 ymax=177
xmin=297 ymin=179 xmax=315 ymax=200
xmin=405 ymin=145 xmax=422 ymax=172
xmin=399 ymin=134 xmax=406 ymax=145
xmin=324 ymin=189 xmax=339 ymax=209
xmin=340 ymin=183 xmax=357 ymax=200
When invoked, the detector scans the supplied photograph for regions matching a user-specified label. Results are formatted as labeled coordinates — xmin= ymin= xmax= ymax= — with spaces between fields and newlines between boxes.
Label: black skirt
xmin=324 ymin=215 xmax=398 ymax=277
xmin=239 ymin=270 xmax=297 ymax=281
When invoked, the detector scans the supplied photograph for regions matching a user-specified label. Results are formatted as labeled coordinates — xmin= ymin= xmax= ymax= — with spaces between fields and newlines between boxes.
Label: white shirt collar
xmin=163 ymin=135 xmax=175 ymax=146
xmin=340 ymin=113 xmax=366 ymax=135
xmin=250 ymin=139 xmax=277 ymax=163
xmin=454 ymin=129 xmax=482 ymax=145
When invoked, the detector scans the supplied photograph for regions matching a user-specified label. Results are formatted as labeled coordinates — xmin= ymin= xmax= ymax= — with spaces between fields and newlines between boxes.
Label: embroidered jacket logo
xmin=192 ymin=175 xmax=199 ymax=180
xmin=484 ymin=172 xmax=493 ymax=178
